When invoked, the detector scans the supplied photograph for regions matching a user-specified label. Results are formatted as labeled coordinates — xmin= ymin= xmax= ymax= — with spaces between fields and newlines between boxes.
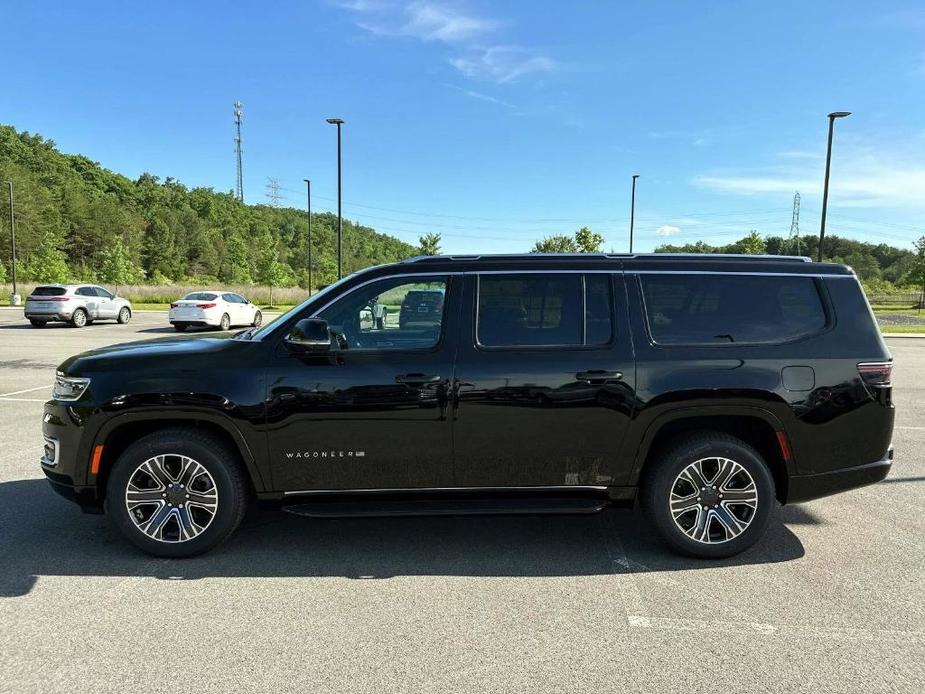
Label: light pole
xmin=629 ymin=174 xmax=640 ymax=253
xmin=326 ymin=117 xmax=344 ymax=279
xmin=818 ymin=111 xmax=851 ymax=262
xmin=303 ymin=178 xmax=312 ymax=294
xmin=5 ymin=182 xmax=18 ymax=305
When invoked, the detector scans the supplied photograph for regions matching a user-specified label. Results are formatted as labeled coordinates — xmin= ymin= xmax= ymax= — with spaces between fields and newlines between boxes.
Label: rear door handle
xmin=576 ymin=369 xmax=622 ymax=384
xmin=395 ymin=373 xmax=442 ymax=385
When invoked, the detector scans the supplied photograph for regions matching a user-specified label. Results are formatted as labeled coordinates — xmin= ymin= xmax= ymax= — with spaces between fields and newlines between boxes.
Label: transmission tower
xmin=233 ymin=101 xmax=244 ymax=203
xmin=788 ymin=191 xmax=801 ymax=255
xmin=266 ymin=177 xmax=283 ymax=207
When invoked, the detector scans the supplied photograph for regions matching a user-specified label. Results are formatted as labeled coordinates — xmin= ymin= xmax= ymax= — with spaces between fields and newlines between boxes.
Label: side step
xmin=282 ymin=497 xmax=609 ymax=519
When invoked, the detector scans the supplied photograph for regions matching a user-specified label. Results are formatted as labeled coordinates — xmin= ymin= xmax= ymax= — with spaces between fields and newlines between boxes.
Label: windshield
xmin=248 ymin=272 xmax=362 ymax=341
xmin=182 ymin=292 xmax=218 ymax=301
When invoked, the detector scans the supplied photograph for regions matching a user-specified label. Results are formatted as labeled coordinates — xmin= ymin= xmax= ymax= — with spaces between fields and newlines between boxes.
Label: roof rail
xmin=403 ymin=253 xmax=813 ymax=263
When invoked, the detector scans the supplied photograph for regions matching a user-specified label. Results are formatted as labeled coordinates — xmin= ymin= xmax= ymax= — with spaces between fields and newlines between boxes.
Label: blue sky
xmin=2 ymin=1 xmax=924 ymax=253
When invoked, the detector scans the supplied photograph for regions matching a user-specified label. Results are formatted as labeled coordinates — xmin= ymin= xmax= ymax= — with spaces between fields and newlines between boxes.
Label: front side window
xmin=94 ymin=287 xmax=113 ymax=299
xmin=318 ymin=276 xmax=448 ymax=351
xmin=477 ymin=273 xmax=613 ymax=348
xmin=640 ymin=273 xmax=828 ymax=345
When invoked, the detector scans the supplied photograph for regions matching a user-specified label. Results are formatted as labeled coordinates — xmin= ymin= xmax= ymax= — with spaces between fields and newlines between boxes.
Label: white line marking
xmin=0 ymin=384 xmax=50 ymax=397
xmin=600 ymin=513 xmax=651 ymax=627
xmin=895 ymin=426 xmax=925 ymax=431
xmin=0 ymin=397 xmax=47 ymax=403
xmin=627 ymin=615 xmax=925 ymax=641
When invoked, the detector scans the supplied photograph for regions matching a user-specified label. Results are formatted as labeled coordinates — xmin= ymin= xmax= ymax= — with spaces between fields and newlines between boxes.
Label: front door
xmin=265 ymin=274 xmax=459 ymax=491
xmin=95 ymin=286 xmax=118 ymax=318
xmin=453 ymin=272 xmax=637 ymax=488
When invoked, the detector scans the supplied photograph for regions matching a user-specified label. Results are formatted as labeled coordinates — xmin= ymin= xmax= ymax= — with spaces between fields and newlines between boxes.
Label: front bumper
xmin=40 ymin=402 xmax=103 ymax=511
xmin=786 ymin=448 xmax=893 ymax=503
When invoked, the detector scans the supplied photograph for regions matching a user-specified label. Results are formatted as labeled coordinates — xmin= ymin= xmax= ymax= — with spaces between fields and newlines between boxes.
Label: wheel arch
xmin=630 ymin=406 xmax=793 ymax=504
xmin=91 ymin=411 xmax=267 ymax=500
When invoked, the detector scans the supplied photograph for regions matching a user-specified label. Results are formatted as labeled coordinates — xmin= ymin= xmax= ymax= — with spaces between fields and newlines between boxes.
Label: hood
xmin=58 ymin=334 xmax=242 ymax=375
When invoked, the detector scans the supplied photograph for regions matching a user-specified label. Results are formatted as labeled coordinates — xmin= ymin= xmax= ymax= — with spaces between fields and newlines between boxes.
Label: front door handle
xmin=395 ymin=373 xmax=442 ymax=385
xmin=576 ymin=369 xmax=622 ymax=384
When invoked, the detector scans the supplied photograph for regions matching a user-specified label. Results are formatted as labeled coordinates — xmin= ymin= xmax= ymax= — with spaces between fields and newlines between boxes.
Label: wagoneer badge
xmin=285 ymin=450 xmax=366 ymax=460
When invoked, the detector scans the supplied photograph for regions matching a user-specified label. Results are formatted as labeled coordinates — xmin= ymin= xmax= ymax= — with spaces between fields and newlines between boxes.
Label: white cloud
xmin=402 ymin=1 xmax=498 ymax=42
xmin=655 ymin=225 xmax=681 ymax=236
xmin=449 ymin=46 xmax=555 ymax=83
xmin=460 ymin=89 xmax=514 ymax=108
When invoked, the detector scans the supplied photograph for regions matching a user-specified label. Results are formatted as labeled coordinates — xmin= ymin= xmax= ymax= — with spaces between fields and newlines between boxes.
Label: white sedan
xmin=168 ymin=291 xmax=263 ymax=332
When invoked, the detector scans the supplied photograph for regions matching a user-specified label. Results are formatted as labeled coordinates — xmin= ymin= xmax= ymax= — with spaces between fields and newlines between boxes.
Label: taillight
xmin=170 ymin=303 xmax=178 ymax=308
xmin=197 ymin=303 xmax=216 ymax=309
xmin=30 ymin=296 xmax=69 ymax=301
xmin=858 ymin=362 xmax=892 ymax=388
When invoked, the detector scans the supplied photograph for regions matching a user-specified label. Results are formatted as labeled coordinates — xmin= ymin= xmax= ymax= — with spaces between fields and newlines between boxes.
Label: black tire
xmin=640 ymin=431 xmax=775 ymax=559
xmin=252 ymin=310 xmax=262 ymax=328
xmin=219 ymin=313 xmax=231 ymax=331
xmin=118 ymin=306 xmax=132 ymax=324
xmin=105 ymin=428 xmax=249 ymax=558
xmin=29 ymin=319 xmax=46 ymax=327
xmin=70 ymin=308 xmax=88 ymax=328
xmin=173 ymin=323 xmax=188 ymax=332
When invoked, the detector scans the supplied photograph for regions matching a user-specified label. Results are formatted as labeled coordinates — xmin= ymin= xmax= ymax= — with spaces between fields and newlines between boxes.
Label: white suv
xmin=24 ymin=284 xmax=133 ymax=328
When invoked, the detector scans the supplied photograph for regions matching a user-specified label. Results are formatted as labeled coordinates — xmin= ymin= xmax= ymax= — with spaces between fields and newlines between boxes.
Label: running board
xmin=282 ymin=497 xmax=609 ymax=519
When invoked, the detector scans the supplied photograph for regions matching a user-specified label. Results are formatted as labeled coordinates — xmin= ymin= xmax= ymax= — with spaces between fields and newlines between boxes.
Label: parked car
xmin=24 ymin=284 xmax=132 ymax=328
xmin=41 ymin=254 xmax=893 ymax=559
xmin=398 ymin=288 xmax=444 ymax=328
xmin=168 ymin=291 xmax=262 ymax=332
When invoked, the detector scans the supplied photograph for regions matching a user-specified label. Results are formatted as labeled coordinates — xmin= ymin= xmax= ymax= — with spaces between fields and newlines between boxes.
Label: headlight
xmin=53 ymin=373 xmax=91 ymax=401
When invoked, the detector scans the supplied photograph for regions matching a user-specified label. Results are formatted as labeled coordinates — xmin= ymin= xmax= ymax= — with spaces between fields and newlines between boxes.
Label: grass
xmin=879 ymin=324 xmax=925 ymax=334
xmin=1 ymin=282 xmax=312 ymax=306
xmin=131 ymin=302 xmax=297 ymax=312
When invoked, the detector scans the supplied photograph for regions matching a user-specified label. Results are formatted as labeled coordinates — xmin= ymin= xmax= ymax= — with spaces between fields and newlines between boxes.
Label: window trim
xmin=310 ymin=273 xmax=452 ymax=355
xmin=635 ymin=272 xmax=834 ymax=348
xmin=474 ymin=272 xmax=615 ymax=352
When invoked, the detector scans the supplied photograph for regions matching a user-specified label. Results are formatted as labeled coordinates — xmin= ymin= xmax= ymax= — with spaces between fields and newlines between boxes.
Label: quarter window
xmin=477 ymin=274 xmax=613 ymax=348
xmin=318 ymin=276 xmax=448 ymax=351
xmin=639 ymin=274 xmax=828 ymax=345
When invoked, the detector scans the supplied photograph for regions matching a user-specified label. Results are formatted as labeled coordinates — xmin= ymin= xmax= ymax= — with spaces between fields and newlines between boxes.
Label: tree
xmin=418 ymin=232 xmax=441 ymax=256
xmin=737 ymin=230 xmax=766 ymax=255
xmin=21 ymin=228 xmax=70 ymax=282
xmin=254 ymin=229 xmax=285 ymax=306
xmin=574 ymin=226 xmax=604 ymax=253
xmin=99 ymin=236 xmax=145 ymax=285
xmin=908 ymin=236 xmax=925 ymax=309
xmin=532 ymin=234 xmax=578 ymax=253
xmin=220 ymin=231 xmax=253 ymax=284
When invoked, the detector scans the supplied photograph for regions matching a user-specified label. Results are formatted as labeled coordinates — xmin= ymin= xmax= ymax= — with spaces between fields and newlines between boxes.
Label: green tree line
xmin=0 ymin=125 xmax=418 ymax=290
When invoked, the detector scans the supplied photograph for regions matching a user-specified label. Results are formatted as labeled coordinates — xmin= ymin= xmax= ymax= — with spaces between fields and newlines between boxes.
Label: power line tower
xmin=265 ymin=177 xmax=283 ymax=207
xmin=233 ymin=101 xmax=244 ymax=203
xmin=788 ymin=191 xmax=801 ymax=255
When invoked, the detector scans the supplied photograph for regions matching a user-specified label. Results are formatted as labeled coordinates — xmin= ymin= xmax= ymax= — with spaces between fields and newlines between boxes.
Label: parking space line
xmin=599 ymin=513 xmax=651 ymax=627
xmin=0 ymin=398 xmax=47 ymax=403
xmin=0 ymin=385 xmax=50 ymax=398
xmin=895 ymin=426 xmax=925 ymax=431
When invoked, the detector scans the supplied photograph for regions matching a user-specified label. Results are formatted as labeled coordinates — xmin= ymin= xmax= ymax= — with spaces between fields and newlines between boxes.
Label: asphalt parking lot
xmin=0 ymin=307 xmax=923 ymax=693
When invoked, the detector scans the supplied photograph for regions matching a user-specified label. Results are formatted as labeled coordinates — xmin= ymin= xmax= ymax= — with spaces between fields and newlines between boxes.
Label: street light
xmin=5 ymin=182 xmax=18 ymax=305
xmin=818 ymin=111 xmax=851 ymax=262
xmin=303 ymin=179 xmax=313 ymax=294
xmin=326 ymin=117 xmax=344 ymax=279
xmin=629 ymin=174 xmax=640 ymax=253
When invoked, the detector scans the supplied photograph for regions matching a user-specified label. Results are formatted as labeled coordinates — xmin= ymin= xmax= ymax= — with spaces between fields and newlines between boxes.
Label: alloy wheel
xmin=124 ymin=454 xmax=219 ymax=543
xmin=669 ymin=457 xmax=759 ymax=544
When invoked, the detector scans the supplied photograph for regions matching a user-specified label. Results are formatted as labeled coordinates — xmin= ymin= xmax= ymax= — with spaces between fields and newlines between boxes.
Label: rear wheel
xmin=173 ymin=323 xmax=188 ymax=332
xmin=219 ymin=313 xmax=231 ymax=331
xmin=118 ymin=306 xmax=132 ymax=324
xmin=641 ymin=432 xmax=774 ymax=558
xmin=105 ymin=428 xmax=249 ymax=558
xmin=70 ymin=308 xmax=88 ymax=328
xmin=29 ymin=319 xmax=47 ymax=327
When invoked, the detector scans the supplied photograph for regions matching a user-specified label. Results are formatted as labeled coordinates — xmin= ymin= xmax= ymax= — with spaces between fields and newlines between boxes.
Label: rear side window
xmin=75 ymin=286 xmax=96 ymax=297
xmin=477 ymin=274 xmax=613 ymax=348
xmin=31 ymin=286 xmax=66 ymax=296
xmin=639 ymin=274 xmax=827 ymax=345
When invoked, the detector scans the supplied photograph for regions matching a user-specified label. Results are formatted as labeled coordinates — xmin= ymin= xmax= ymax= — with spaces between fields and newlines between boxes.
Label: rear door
xmin=74 ymin=286 xmax=100 ymax=318
xmin=452 ymin=271 xmax=637 ymax=488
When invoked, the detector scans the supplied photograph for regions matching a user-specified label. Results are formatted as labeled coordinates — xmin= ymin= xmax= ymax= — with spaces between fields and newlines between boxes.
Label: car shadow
xmin=0 ymin=478 xmax=806 ymax=598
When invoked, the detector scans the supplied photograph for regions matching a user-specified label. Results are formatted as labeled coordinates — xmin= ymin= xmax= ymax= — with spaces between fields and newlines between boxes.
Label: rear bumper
xmin=786 ymin=448 xmax=893 ymax=503
xmin=24 ymin=310 xmax=72 ymax=320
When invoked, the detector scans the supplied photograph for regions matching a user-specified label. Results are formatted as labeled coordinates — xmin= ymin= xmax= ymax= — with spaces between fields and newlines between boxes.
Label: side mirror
xmin=285 ymin=318 xmax=331 ymax=352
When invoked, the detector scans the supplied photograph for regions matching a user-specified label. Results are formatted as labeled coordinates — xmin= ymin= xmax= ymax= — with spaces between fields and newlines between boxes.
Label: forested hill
xmin=0 ymin=125 xmax=417 ymax=289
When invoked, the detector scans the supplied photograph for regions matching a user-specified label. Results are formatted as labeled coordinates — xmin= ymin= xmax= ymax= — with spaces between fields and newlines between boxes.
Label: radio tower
xmin=233 ymin=101 xmax=244 ymax=203
xmin=266 ymin=177 xmax=283 ymax=207
xmin=788 ymin=191 xmax=801 ymax=255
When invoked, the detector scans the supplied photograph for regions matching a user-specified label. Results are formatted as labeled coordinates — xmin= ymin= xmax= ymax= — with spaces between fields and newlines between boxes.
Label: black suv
xmin=41 ymin=254 xmax=894 ymax=559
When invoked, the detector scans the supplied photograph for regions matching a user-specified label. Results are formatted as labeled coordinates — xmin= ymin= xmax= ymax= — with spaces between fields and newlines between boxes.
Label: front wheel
xmin=117 ymin=306 xmax=132 ymax=324
xmin=105 ymin=428 xmax=249 ymax=557
xmin=641 ymin=432 xmax=774 ymax=558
